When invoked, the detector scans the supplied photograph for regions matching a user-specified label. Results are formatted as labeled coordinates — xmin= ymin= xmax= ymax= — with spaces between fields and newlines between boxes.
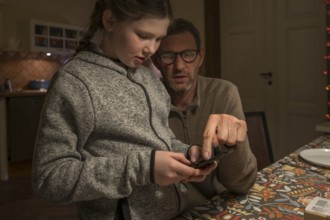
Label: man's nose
xmin=174 ymin=54 xmax=185 ymax=69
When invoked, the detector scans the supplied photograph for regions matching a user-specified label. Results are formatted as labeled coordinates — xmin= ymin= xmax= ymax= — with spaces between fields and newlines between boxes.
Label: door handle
xmin=259 ymin=72 xmax=273 ymax=85
xmin=259 ymin=72 xmax=273 ymax=79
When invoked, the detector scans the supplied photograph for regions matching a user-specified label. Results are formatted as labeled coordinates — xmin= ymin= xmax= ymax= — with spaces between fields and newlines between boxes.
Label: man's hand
xmin=202 ymin=114 xmax=247 ymax=160
xmin=154 ymin=151 xmax=216 ymax=186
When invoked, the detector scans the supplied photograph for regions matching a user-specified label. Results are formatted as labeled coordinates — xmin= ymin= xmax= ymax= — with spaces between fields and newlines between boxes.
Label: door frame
xmin=204 ymin=0 xmax=221 ymax=78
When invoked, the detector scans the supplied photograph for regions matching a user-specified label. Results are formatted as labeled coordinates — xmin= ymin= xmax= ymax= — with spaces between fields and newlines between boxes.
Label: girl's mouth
xmin=134 ymin=56 xmax=146 ymax=66
xmin=136 ymin=56 xmax=146 ymax=62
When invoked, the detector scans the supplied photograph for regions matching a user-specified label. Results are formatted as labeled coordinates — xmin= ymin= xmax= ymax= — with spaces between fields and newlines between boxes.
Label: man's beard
xmin=170 ymin=81 xmax=193 ymax=95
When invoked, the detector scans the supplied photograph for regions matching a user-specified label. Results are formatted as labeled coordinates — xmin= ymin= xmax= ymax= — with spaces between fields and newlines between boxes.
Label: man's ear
xmin=103 ymin=9 xmax=115 ymax=32
xmin=198 ymin=47 xmax=205 ymax=68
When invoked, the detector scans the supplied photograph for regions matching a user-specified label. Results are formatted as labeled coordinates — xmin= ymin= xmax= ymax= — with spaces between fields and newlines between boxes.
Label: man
xmin=151 ymin=18 xmax=257 ymax=206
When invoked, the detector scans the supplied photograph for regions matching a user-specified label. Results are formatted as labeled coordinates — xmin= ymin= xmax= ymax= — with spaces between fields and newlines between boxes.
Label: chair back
xmin=244 ymin=111 xmax=274 ymax=170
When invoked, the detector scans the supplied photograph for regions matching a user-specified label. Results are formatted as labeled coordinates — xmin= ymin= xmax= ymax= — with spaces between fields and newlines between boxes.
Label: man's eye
xmin=183 ymin=51 xmax=195 ymax=57
xmin=162 ymin=53 xmax=175 ymax=59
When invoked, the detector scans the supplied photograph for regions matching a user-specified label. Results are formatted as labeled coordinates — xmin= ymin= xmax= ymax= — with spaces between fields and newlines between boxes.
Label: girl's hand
xmin=153 ymin=150 xmax=217 ymax=186
xmin=186 ymin=145 xmax=217 ymax=182
xmin=154 ymin=151 xmax=194 ymax=186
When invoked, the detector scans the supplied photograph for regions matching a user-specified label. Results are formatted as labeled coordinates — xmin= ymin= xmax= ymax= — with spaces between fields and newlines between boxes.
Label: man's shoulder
xmin=198 ymin=75 xmax=237 ymax=90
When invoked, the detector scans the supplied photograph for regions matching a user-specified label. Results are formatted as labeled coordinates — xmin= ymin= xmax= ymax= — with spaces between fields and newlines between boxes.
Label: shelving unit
xmin=20 ymin=19 xmax=84 ymax=55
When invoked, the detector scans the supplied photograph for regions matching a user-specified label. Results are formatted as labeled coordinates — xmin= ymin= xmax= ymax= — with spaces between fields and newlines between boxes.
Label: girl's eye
xmin=138 ymin=33 xmax=150 ymax=39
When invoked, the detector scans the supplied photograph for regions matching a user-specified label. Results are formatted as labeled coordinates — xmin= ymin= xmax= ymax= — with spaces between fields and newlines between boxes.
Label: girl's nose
xmin=145 ymin=41 xmax=159 ymax=55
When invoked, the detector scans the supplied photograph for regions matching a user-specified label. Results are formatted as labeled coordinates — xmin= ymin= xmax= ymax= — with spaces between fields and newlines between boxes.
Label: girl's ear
xmin=103 ymin=9 xmax=115 ymax=32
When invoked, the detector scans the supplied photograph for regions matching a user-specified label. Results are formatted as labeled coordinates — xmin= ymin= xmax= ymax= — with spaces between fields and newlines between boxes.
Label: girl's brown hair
xmin=77 ymin=0 xmax=173 ymax=52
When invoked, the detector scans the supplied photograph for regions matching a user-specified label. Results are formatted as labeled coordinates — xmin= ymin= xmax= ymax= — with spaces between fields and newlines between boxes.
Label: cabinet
xmin=20 ymin=19 xmax=84 ymax=54
xmin=6 ymin=96 xmax=44 ymax=162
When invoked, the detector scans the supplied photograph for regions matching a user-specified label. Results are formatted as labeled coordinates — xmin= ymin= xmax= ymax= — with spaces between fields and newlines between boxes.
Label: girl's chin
xmin=121 ymin=61 xmax=139 ymax=69
xmin=130 ymin=62 xmax=141 ymax=68
xmin=121 ymin=58 xmax=144 ymax=68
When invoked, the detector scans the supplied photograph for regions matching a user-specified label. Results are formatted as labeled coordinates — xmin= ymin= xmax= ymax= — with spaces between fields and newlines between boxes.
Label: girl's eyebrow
xmin=138 ymin=30 xmax=155 ymax=36
xmin=137 ymin=28 xmax=167 ymax=38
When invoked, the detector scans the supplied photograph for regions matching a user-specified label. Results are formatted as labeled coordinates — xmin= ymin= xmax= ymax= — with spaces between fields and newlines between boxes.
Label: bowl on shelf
xmin=28 ymin=79 xmax=50 ymax=90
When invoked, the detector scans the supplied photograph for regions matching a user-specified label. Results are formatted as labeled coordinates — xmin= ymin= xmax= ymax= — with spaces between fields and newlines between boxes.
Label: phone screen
xmin=190 ymin=146 xmax=235 ymax=168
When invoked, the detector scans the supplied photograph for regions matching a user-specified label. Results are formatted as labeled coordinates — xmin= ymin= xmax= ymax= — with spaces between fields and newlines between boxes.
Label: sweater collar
xmin=73 ymin=43 xmax=137 ymax=77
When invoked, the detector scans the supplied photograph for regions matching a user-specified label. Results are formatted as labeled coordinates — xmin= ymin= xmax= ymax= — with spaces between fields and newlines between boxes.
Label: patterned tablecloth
xmin=180 ymin=136 xmax=330 ymax=220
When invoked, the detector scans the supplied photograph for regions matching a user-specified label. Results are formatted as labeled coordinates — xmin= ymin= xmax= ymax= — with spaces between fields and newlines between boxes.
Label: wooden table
xmin=180 ymin=135 xmax=330 ymax=220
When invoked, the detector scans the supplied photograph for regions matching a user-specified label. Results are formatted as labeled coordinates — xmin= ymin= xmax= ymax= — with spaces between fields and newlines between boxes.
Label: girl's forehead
xmin=129 ymin=17 xmax=170 ymax=35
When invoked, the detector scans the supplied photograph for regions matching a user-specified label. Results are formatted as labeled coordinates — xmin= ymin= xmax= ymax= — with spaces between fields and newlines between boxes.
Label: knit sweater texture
xmin=32 ymin=50 xmax=190 ymax=220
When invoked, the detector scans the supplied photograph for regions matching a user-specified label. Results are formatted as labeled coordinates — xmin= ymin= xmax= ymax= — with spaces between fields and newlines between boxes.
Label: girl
xmin=32 ymin=0 xmax=215 ymax=219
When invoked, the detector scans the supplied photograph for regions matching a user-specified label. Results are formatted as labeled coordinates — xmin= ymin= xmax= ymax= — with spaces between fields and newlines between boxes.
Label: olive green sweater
xmin=168 ymin=75 xmax=257 ymax=201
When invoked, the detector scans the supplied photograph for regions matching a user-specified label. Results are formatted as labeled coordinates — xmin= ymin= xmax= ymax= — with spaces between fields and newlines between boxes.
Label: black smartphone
xmin=190 ymin=146 xmax=235 ymax=168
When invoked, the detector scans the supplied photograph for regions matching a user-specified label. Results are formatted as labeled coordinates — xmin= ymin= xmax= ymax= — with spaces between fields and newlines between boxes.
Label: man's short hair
xmin=166 ymin=18 xmax=201 ymax=50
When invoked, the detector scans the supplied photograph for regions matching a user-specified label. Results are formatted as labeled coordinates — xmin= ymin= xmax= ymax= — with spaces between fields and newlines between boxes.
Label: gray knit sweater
xmin=32 ymin=50 xmax=190 ymax=220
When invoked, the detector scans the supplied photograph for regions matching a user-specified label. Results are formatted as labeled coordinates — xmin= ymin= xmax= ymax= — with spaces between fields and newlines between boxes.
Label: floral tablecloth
xmin=181 ymin=136 xmax=330 ymax=220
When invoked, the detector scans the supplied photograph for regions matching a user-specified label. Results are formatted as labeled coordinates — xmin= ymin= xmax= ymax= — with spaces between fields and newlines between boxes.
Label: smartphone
xmin=190 ymin=146 xmax=235 ymax=168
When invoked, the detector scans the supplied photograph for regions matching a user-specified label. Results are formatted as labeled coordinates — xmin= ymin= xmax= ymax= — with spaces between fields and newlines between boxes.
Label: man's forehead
xmin=160 ymin=32 xmax=196 ymax=51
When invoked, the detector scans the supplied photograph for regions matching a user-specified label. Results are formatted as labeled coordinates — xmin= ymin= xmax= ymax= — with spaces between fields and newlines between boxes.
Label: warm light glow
xmin=326 ymin=85 xmax=330 ymax=91
xmin=326 ymin=114 xmax=330 ymax=120
xmin=46 ymin=53 xmax=52 ymax=56
xmin=323 ymin=70 xmax=328 ymax=75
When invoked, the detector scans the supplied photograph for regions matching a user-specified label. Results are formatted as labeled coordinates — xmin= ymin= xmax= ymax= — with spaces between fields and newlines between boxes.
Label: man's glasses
xmin=157 ymin=49 xmax=199 ymax=65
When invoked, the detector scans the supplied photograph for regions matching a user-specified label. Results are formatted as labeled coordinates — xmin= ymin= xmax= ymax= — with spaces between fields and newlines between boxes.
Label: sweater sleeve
xmin=170 ymin=133 xmax=190 ymax=155
xmin=32 ymin=71 xmax=153 ymax=204
xmin=191 ymin=82 xmax=257 ymax=197
xmin=214 ymin=84 xmax=257 ymax=194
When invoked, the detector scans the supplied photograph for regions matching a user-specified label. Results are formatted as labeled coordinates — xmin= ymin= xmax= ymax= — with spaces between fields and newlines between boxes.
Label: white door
xmin=220 ymin=0 xmax=326 ymax=159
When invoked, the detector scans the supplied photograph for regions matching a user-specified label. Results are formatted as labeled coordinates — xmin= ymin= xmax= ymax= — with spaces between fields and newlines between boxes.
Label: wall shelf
xmin=0 ymin=49 xmax=71 ymax=61
xmin=19 ymin=19 xmax=84 ymax=55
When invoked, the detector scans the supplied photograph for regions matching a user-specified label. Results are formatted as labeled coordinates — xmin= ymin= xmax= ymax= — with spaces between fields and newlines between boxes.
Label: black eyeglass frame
xmin=157 ymin=49 xmax=200 ymax=65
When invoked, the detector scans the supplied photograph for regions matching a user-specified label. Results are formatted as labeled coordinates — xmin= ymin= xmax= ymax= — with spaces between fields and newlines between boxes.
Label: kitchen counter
xmin=0 ymin=90 xmax=47 ymax=98
xmin=0 ymin=91 xmax=46 ymax=180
